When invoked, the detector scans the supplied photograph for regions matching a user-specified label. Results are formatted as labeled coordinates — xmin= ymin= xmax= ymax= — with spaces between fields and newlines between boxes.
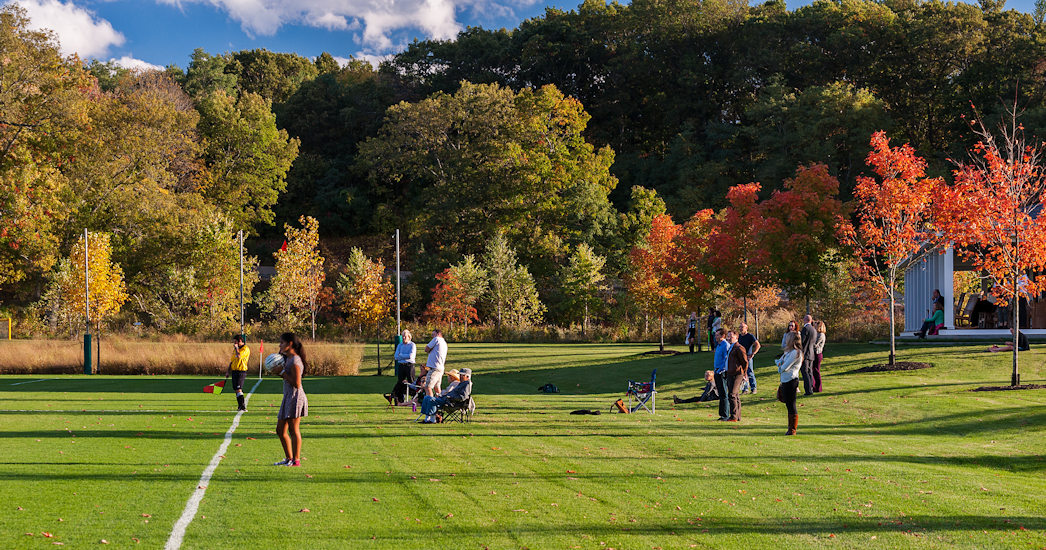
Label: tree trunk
xmin=743 ymin=296 xmax=748 ymax=323
xmin=583 ymin=303 xmax=589 ymax=336
xmin=754 ymin=309 xmax=760 ymax=340
xmin=888 ymin=284 xmax=896 ymax=367
xmin=659 ymin=312 xmax=665 ymax=352
xmin=1012 ymin=274 xmax=1020 ymax=386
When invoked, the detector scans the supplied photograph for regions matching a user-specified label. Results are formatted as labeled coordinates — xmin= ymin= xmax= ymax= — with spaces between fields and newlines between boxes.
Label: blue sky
xmin=9 ymin=0 xmax=1040 ymax=71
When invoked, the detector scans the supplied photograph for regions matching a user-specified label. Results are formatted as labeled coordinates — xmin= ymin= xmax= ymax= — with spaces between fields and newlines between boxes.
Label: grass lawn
xmin=1 ymin=342 xmax=1044 ymax=549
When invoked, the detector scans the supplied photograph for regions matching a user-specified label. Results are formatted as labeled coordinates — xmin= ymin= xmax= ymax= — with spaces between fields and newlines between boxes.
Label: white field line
xmin=164 ymin=377 xmax=264 ymax=550
xmin=9 ymin=378 xmax=55 ymax=385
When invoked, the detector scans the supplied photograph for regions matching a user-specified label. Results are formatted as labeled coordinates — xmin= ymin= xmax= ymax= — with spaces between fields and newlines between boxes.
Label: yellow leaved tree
xmin=336 ymin=247 xmax=393 ymax=336
xmin=263 ymin=216 xmax=326 ymax=335
xmin=42 ymin=232 xmax=128 ymax=333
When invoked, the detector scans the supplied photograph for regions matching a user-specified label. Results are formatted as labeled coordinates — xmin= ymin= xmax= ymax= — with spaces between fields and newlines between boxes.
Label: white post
xmin=396 ymin=229 xmax=401 ymax=334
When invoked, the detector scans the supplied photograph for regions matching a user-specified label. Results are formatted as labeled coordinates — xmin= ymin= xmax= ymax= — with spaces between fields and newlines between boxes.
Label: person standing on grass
xmin=781 ymin=320 xmax=799 ymax=350
xmin=737 ymin=322 xmax=760 ymax=394
xmin=712 ymin=328 xmax=731 ymax=421
xmin=424 ymin=329 xmax=448 ymax=397
xmin=800 ymin=315 xmax=817 ymax=396
xmin=725 ymin=330 xmax=748 ymax=422
xmin=273 ymin=332 xmax=308 ymax=467
xmin=385 ymin=329 xmax=417 ymax=405
xmin=812 ymin=321 xmax=826 ymax=393
xmin=686 ymin=312 xmax=699 ymax=353
xmin=776 ymin=331 xmax=803 ymax=435
xmin=706 ymin=308 xmax=716 ymax=351
xmin=226 ymin=334 xmax=250 ymax=412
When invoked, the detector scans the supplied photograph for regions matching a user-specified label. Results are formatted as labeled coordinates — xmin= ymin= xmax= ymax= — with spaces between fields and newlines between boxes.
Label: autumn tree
xmin=761 ymin=164 xmax=845 ymax=313
xmin=263 ymin=216 xmax=326 ymax=336
xmin=425 ymin=268 xmax=478 ymax=335
xmin=558 ymin=243 xmax=608 ymax=334
xmin=936 ymin=108 xmax=1046 ymax=386
xmin=627 ymin=214 xmax=683 ymax=351
xmin=707 ymin=183 xmax=770 ymax=322
xmin=336 ymin=247 xmax=393 ymax=336
xmin=672 ymin=209 xmax=716 ymax=349
xmin=41 ymin=232 xmax=128 ymax=333
xmin=839 ymin=131 xmax=943 ymax=365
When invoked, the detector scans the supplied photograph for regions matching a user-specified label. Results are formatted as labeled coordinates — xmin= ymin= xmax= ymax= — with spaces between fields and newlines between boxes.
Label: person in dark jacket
xmin=673 ymin=370 xmax=719 ymax=404
xmin=725 ymin=331 xmax=749 ymax=421
xmin=800 ymin=315 xmax=818 ymax=396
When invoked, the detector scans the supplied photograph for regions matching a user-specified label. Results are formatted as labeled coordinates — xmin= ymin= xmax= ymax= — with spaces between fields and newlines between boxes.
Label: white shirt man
xmin=424 ymin=330 xmax=448 ymax=396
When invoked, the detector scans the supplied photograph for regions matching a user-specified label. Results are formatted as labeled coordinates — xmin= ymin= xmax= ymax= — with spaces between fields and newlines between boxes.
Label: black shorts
xmin=230 ymin=371 xmax=247 ymax=391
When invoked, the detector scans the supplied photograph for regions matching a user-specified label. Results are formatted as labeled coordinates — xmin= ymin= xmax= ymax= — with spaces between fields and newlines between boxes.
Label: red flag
xmin=279 ymin=240 xmax=287 ymax=252
xmin=203 ymin=380 xmax=226 ymax=394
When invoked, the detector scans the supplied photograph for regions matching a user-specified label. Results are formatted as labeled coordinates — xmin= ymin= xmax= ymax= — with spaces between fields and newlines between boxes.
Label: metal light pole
xmin=395 ymin=229 xmax=401 ymax=334
xmin=238 ymin=230 xmax=244 ymax=337
xmin=83 ymin=229 xmax=92 ymax=375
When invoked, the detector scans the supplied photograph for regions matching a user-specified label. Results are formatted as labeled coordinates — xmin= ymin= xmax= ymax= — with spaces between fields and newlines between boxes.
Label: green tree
xmin=229 ymin=49 xmax=319 ymax=104
xmin=182 ymin=48 xmax=237 ymax=101
xmin=197 ymin=90 xmax=300 ymax=231
xmin=558 ymin=243 xmax=607 ymax=333
xmin=482 ymin=234 xmax=544 ymax=330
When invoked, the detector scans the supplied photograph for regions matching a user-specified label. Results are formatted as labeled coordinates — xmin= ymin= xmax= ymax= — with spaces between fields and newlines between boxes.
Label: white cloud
xmin=331 ymin=53 xmax=389 ymax=68
xmin=155 ymin=0 xmax=536 ymax=54
xmin=110 ymin=55 xmax=164 ymax=72
xmin=14 ymin=0 xmax=125 ymax=58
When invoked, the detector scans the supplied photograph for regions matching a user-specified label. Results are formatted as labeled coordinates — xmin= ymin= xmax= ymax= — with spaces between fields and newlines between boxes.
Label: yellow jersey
xmin=229 ymin=345 xmax=250 ymax=371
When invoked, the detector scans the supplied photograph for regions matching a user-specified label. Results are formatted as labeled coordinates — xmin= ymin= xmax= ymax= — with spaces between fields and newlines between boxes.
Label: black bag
xmin=538 ymin=383 xmax=560 ymax=393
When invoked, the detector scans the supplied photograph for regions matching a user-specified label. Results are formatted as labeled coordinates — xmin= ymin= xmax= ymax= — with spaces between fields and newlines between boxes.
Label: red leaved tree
xmin=627 ymin=214 xmax=683 ymax=351
xmin=936 ymin=108 xmax=1046 ymax=386
xmin=707 ymin=183 xmax=770 ymax=322
xmin=761 ymin=164 xmax=845 ymax=313
xmin=839 ymin=131 xmax=944 ymax=366
xmin=673 ymin=209 xmax=717 ymax=350
xmin=424 ymin=268 xmax=478 ymax=335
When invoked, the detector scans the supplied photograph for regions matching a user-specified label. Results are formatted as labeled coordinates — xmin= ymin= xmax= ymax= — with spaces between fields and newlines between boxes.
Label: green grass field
xmin=1 ymin=343 xmax=1044 ymax=549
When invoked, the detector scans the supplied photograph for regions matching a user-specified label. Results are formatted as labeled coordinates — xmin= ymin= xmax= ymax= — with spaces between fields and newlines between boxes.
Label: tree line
xmin=5 ymin=0 xmax=1046 ymax=345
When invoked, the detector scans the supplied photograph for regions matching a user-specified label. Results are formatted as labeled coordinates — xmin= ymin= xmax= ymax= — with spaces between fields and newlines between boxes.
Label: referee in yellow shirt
xmin=227 ymin=334 xmax=251 ymax=411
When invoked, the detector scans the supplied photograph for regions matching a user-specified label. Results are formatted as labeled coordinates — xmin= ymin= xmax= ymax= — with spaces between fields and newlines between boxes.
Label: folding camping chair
xmin=437 ymin=397 xmax=475 ymax=423
xmin=626 ymin=369 xmax=657 ymax=414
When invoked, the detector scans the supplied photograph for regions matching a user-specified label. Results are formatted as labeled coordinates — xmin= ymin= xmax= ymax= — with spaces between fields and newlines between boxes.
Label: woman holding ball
xmin=273 ymin=332 xmax=308 ymax=467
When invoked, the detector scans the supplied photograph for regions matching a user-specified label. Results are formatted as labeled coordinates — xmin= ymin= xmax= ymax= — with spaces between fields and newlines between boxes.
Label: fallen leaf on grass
xmin=512 ymin=509 xmax=528 ymax=513
xmin=42 ymin=532 xmax=53 ymax=538
xmin=566 ymin=470 xmax=576 ymax=474
xmin=372 ymin=498 xmax=380 ymax=502
xmin=246 ymin=437 xmax=256 ymax=440
xmin=100 ymin=540 xmax=109 ymax=544
xmin=429 ymin=478 xmax=440 ymax=482
xmin=299 ymin=508 xmax=310 ymax=513
xmin=305 ymin=474 xmax=313 ymax=479
xmin=444 ymin=513 xmax=454 ymax=519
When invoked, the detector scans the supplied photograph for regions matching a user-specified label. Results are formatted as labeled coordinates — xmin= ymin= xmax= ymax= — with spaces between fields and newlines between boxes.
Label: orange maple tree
xmin=761 ymin=164 xmax=845 ymax=313
xmin=672 ymin=209 xmax=716 ymax=350
xmin=627 ymin=214 xmax=683 ymax=352
xmin=839 ymin=131 xmax=943 ymax=365
xmin=707 ymin=183 xmax=770 ymax=322
xmin=935 ymin=110 xmax=1046 ymax=386
xmin=425 ymin=268 xmax=478 ymax=335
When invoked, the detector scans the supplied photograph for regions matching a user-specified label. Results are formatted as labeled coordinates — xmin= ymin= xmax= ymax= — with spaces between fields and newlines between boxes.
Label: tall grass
xmin=0 ymin=338 xmax=363 ymax=376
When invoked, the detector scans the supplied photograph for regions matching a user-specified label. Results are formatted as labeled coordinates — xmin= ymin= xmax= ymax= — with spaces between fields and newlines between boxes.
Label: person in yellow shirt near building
xmin=227 ymin=334 xmax=251 ymax=411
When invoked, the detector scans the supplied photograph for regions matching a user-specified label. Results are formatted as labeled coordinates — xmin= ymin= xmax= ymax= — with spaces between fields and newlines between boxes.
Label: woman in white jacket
xmin=776 ymin=331 xmax=804 ymax=435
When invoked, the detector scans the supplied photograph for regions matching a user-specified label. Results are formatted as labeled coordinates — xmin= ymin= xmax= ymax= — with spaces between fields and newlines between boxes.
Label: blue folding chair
xmin=626 ymin=369 xmax=657 ymax=414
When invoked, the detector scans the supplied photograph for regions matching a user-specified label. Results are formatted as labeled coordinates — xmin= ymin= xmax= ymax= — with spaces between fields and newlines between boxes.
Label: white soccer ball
xmin=264 ymin=353 xmax=285 ymax=374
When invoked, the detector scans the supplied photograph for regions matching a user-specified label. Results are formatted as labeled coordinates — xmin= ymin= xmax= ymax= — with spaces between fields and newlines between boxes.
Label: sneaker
xmin=273 ymin=458 xmax=291 ymax=466
xmin=288 ymin=459 xmax=301 ymax=467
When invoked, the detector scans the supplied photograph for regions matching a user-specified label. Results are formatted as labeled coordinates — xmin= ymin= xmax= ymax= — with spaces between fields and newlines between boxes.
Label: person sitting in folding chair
xmin=419 ymin=368 xmax=472 ymax=424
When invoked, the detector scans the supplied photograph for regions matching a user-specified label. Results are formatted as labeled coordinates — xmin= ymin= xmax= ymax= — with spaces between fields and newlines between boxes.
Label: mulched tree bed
xmin=972 ymin=384 xmax=1046 ymax=392
xmin=856 ymin=361 xmax=933 ymax=372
